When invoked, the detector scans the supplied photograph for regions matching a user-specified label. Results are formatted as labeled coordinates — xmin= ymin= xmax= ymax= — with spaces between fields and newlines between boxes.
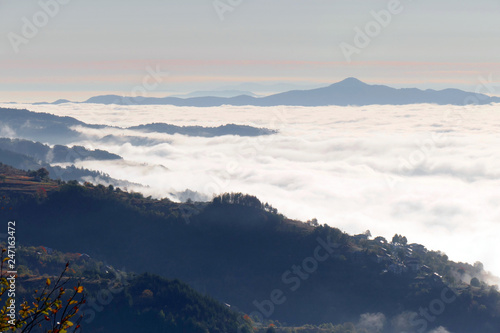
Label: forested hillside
xmin=4 ymin=244 xmax=248 ymax=333
xmin=1 ymin=165 xmax=499 ymax=333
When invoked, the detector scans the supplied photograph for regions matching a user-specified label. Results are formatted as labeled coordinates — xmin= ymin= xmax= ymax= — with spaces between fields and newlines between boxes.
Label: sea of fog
xmin=6 ymin=102 xmax=500 ymax=280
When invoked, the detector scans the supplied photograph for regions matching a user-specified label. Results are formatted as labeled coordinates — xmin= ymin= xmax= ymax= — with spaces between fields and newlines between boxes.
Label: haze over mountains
xmin=0 ymin=106 xmax=276 ymax=192
xmin=2 ymin=91 xmax=500 ymax=333
xmin=0 ymin=107 xmax=276 ymax=145
xmin=37 ymin=78 xmax=500 ymax=107
xmin=169 ymin=90 xmax=259 ymax=98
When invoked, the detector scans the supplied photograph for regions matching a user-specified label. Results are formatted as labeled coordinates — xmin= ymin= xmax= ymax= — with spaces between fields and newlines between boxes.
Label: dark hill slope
xmin=1 ymin=169 xmax=499 ymax=332
xmin=0 ymin=107 xmax=277 ymax=146
xmin=9 ymin=244 xmax=246 ymax=333
xmin=0 ymin=137 xmax=121 ymax=163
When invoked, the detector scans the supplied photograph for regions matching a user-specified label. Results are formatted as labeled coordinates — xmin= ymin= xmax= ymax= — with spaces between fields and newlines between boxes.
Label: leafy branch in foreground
xmin=0 ymin=249 xmax=86 ymax=332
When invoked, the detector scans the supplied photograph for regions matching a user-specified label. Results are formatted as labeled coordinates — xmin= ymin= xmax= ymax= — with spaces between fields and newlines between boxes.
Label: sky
xmin=6 ymin=102 xmax=500 ymax=281
xmin=1 ymin=0 xmax=500 ymax=102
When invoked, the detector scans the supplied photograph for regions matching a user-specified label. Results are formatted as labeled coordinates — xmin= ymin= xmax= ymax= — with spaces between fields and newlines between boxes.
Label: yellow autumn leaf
xmin=77 ymin=286 xmax=83 ymax=293
xmin=46 ymin=278 xmax=51 ymax=286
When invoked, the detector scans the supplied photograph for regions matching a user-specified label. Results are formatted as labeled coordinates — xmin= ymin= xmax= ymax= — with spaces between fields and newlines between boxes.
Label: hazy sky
xmin=1 ymin=0 xmax=500 ymax=102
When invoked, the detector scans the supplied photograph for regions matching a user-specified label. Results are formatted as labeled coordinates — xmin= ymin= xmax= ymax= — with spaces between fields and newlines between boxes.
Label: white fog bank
xmin=5 ymin=102 xmax=500 ymax=280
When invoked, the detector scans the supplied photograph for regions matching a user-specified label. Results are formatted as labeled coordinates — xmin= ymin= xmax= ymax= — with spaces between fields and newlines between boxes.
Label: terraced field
xmin=0 ymin=164 xmax=58 ymax=195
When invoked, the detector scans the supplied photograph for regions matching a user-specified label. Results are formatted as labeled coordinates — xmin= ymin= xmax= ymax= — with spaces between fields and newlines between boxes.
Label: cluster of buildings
xmin=351 ymin=234 xmax=441 ymax=280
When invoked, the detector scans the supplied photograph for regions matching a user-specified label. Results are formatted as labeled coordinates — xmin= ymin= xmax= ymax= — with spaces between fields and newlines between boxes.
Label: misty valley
xmin=2 ymin=0 xmax=499 ymax=330
xmin=1 ymin=99 xmax=500 ymax=333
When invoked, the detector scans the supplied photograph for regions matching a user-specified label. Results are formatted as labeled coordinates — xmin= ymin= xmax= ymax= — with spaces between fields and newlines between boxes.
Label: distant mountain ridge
xmin=42 ymin=78 xmax=500 ymax=107
xmin=0 ymin=137 xmax=121 ymax=163
xmin=0 ymin=107 xmax=277 ymax=145
xmin=129 ymin=123 xmax=276 ymax=137
xmin=170 ymin=89 xmax=259 ymax=98
xmin=0 ymin=148 xmax=136 ymax=187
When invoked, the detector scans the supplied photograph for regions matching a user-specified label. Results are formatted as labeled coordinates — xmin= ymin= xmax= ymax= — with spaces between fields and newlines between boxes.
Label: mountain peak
xmin=333 ymin=77 xmax=368 ymax=87
xmin=57 ymin=78 xmax=500 ymax=107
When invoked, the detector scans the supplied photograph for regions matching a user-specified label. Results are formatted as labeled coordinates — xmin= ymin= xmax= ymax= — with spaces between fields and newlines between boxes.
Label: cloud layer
xmin=6 ymin=102 xmax=500 ymax=280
